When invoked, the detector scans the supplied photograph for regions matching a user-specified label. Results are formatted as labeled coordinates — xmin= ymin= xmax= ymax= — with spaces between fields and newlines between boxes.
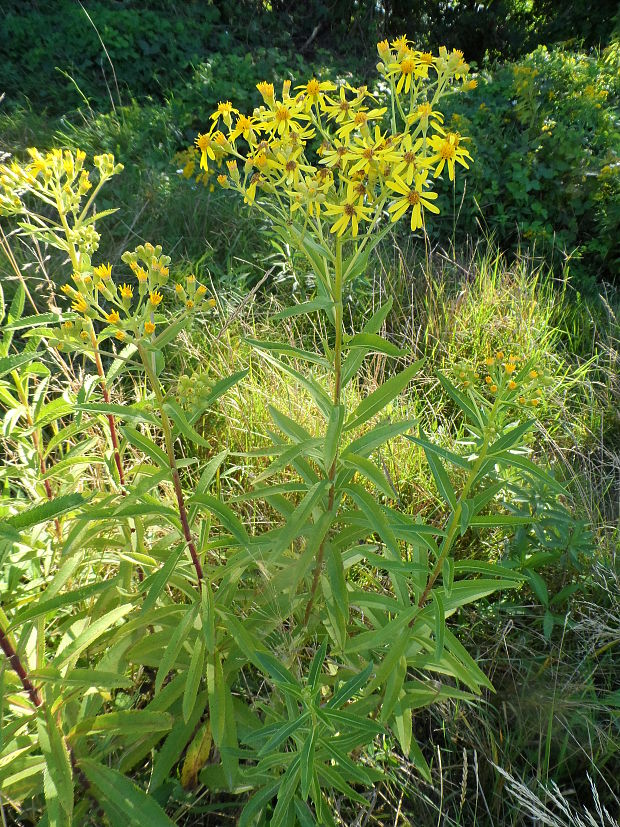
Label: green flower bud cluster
xmin=176 ymin=371 xmax=216 ymax=412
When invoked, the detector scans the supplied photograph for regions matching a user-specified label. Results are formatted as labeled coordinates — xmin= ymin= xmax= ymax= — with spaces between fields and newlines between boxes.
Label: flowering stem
xmin=304 ymin=238 xmax=343 ymax=624
xmin=136 ymin=342 xmax=203 ymax=586
xmin=87 ymin=324 xmax=126 ymax=489
xmin=0 ymin=627 xmax=42 ymax=708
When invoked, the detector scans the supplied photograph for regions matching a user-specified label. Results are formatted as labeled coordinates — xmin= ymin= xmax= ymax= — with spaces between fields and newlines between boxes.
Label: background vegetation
xmin=1 ymin=1 xmax=618 ymax=825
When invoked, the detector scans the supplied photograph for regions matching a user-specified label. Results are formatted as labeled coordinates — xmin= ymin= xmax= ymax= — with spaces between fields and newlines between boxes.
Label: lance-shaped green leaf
xmin=345 ymin=332 xmax=407 ymax=358
xmin=120 ymin=425 xmax=169 ymax=469
xmin=189 ymin=493 xmax=249 ymax=546
xmin=327 ymin=661 xmax=374 ymax=708
xmin=493 ymin=452 xmax=566 ymax=494
xmin=380 ymin=653 xmax=407 ymax=723
xmin=487 ymin=419 xmax=535 ymax=456
xmin=255 ymin=651 xmax=301 ymax=689
xmin=188 ymin=368 xmax=249 ymax=423
xmin=259 ymin=350 xmax=332 ymax=418
xmin=345 ymin=360 xmax=423 ymax=432
xmin=155 ymin=602 xmax=199 ymax=693
xmin=405 ymin=433 xmax=472 ymax=471
xmin=10 ymin=576 xmax=119 ymax=628
xmin=0 ymin=353 xmax=41 ymax=378
xmin=421 ymin=433 xmax=457 ymax=509
xmin=151 ymin=315 xmax=187 ymax=349
xmin=270 ymin=480 xmax=330 ymax=557
xmin=106 ymin=342 xmax=138 ymax=384
xmin=343 ymin=453 xmax=397 ymax=499
xmin=341 ymin=297 xmax=394 ymax=388
xmin=38 ymin=708 xmax=73 ymax=824
xmin=1 ymin=284 xmax=24 ymax=356
xmin=68 ymin=711 xmax=173 ymax=739
xmin=75 ymin=401 xmax=159 ymax=425
xmin=150 ymin=691 xmax=209 ymax=791
xmin=268 ymin=405 xmax=314 ymax=444
xmin=436 ymin=370 xmax=484 ymax=428
xmin=245 ymin=338 xmax=329 ymax=367
xmin=4 ymin=494 xmax=89 ymax=531
xmin=162 ymin=398 xmax=209 ymax=447
xmin=344 ymin=419 xmax=416 ymax=459
xmin=138 ymin=546 xmax=184 ymax=614
xmin=271 ymin=297 xmax=334 ymax=321
xmin=53 ymin=604 xmax=134 ymax=669
xmin=432 ymin=590 xmax=445 ymax=660
xmin=183 ymin=636 xmax=206 ymax=723
xmin=207 ymin=652 xmax=227 ymax=747
xmin=79 ymin=759 xmax=176 ymax=826
xmin=345 ymin=484 xmax=408 ymax=605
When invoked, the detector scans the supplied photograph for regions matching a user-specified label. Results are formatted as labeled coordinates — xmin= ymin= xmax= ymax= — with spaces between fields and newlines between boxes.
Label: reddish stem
xmin=90 ymin=330 xmax=126 ymax=488
xmin=0 ymin=627 xmax=42 ymax=708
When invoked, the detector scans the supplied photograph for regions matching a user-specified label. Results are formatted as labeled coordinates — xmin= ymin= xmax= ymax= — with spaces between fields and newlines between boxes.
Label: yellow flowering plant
xmin=0 ymin=39 xmax=572 ymax=827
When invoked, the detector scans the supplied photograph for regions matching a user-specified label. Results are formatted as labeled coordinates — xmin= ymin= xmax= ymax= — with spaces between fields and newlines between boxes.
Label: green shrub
xmin=438 ymin=46 xmax=620 ymax=288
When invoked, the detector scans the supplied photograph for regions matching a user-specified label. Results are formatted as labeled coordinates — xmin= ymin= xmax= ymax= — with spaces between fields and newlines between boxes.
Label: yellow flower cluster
xmin=190 ymin=36 xmax=472 ymax=237
xmin=55 ymin=245 xmax=214 ymax=350
xmin=456 ymin=350 xmax=550 ymax=410
xmin=0 ymin=149 xmax=123 ymax=256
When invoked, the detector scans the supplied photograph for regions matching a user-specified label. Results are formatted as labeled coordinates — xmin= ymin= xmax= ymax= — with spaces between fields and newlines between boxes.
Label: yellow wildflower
xmin=387 ymin=172 xmax=440 ymax=231
xmin=149 ymin=291 xmax=163 ymax=307
xmin=429 ymin=132 xmax=472 ymax=181
xmin=323 ymin=199 xmax=372 ymax=237
xmin=94 ymin=262 xmax=112 ymax=280
xmin=119 ymin=284 xmax=133 ymax=300
xmin=144 ymin=321 xmax=156 ymax=335
xmin=106 ymin=310 xmax=120 ymax=324
xmin=72 ymin=296 xmax=89 ymax=314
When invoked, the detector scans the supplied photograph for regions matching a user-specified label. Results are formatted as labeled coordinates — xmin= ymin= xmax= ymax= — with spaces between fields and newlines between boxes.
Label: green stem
xmin=87 ymin=323 xmax=126 ymax=489
xmin=304 ymin=238 xmax=343 ymax=624
xmin=136 ymin=342 xmax=203 ymax=586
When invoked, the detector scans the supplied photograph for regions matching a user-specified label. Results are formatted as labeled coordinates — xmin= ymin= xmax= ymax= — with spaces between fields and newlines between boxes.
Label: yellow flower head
xmin=72 ymin=296 xmax=89 ymax=314
xmin=119 ymin=283 xmax=133 ymax=300
xmin=504 ymin=362 xmax=516 ymax=374
xmin=106 ymin=310 xmax=120 ymax=324
xmin=186 ymin=299 xmax=195 ymax=309
xmin=529 ymin=370 xmax=538 ymax=379
xmin=94 ymin=262 xmax=112 ymax=280
xmin=144 ymin=321 xmax=156 ymax=335
xmin=508 ymin=380 xmax=517 ymax=390
xmin=136 ymin=267 xmax=148 ymax=282
xmin=490 ymin=384 xmax=498 ymax=393
xmin=256 ymin=82 xmax=275 ymax=104
xmin=115 ymin=330 xmax=126 ymax=341
xmin=149 ymin=290 xmax=163 ymax=307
